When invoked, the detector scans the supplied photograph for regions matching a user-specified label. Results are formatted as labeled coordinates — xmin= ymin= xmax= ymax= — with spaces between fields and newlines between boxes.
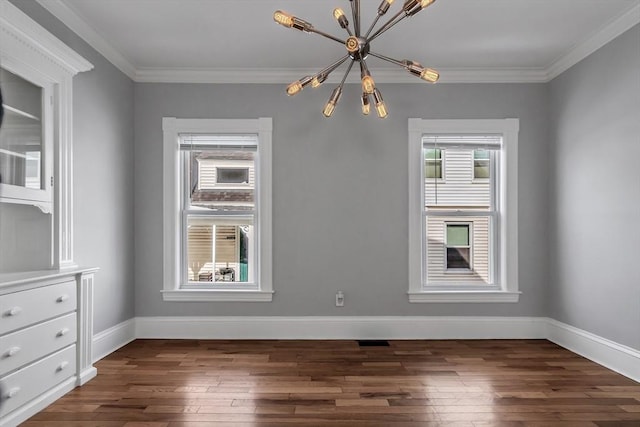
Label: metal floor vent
xmin=357 ymin=340 xmax=390 ymax=347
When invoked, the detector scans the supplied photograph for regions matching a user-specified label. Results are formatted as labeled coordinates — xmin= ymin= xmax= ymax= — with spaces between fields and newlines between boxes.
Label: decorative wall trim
xmin=35 ymin=0 xmax=136 ymax=79
xmin=92 ymin=318 xmax=136 ymax=362
xmin=546 ymin=318 xmax=640 ymax=383
xmin=76 ymin=271 xmax=97 ymax=385
xmin=35 ymin=0 xmax=640 ymax=84
xmin=134 ymin=316 xmax=547 ymax=340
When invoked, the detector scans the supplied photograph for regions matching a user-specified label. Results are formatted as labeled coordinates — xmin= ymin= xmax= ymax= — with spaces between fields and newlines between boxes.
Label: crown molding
xmin=134 ymin=67 xmax=550 ymax=84
xmin=35 ymin=0 xmax=640 ymax=84
xmin=1 ymin=0 xmax=92 ymax=75
xmin=545 ymin=2 xmax=640 ymax=81
xmin=35 ymin=0 xmax=136 ymax=80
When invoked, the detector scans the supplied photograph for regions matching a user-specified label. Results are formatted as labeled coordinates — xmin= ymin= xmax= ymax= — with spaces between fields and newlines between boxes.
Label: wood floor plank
xmin=20 ymin=339 xmax=640 ymax=426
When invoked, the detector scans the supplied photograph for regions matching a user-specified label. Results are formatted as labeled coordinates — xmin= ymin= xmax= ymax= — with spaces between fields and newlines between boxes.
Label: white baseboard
xmin=546 ymin=318 xmax=640 ymax=382
xmin=134 ymin=316 xmax=547 ymax=340
xmin=92 ymin=318 xmax=136 ymax=362
xmin=90 ymin=316 xmax=640 ymax=383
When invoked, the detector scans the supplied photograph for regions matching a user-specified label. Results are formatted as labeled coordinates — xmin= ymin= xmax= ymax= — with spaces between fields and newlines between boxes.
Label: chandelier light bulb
xmin=286 ymin=81 xmax=303 ymax=96
xmin=333 ymin=8 xmax=349 ymax=29
xmin=323 ymin=87 xmax=343 ymax=117
xmin=420 ymin=67 xmax=439 ymax=83
xmin=311 ymin=74 xmax=327 ymax=88
xmin=403 ymin=60 xmax=440 ymax=83
xmin=273 ymin=10 xmax=313 ymax=32
xmin=273 ymin=10 xmax=294 ymax=27
xmin=373 ymin=88 xmax=388 ymax=119
xmin=378 ymin=0 xmax=395 ymax=15
xmin=361 ymin=93 xmax=371 ymax=115
xmin=286 ymin=76 xmax=314 ymax=96
xmin=404 ymin=0 xmax=436 ymax=16
xmin=361 ymin=74 xmax=376 ymax=94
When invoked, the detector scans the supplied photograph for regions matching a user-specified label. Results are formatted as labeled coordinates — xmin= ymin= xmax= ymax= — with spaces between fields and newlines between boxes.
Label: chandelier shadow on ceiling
xmin=273 ymin=0 xmax=440 ymax=118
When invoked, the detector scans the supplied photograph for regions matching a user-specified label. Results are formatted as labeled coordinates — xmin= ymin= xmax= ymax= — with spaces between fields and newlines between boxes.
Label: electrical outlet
xmin=335 ymin=291 xmax=344 ymax=307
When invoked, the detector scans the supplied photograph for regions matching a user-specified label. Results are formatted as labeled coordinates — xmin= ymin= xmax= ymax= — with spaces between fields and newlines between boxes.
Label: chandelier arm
xmin=349 ymin=0 xmax=358 ymax=37
xmin=308 ymin=28 xmax=346 ymax=45
xmin=369 ymin=10 xmax=407 ymax=42
xmin=320 ymin=55 xmax=351 ymax=78
xmin=368 ymin=51 xmax=406 ymax=68
xmin=364 ymin=14 xmax=382 ymax=39
xmin=339 ymin=60 xmax=356 ymax=88
xmin=355 ymin=0 xmax=361 ymax=36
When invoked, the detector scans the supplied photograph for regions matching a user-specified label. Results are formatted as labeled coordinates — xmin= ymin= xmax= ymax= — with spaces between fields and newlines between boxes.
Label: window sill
xmin=162 ymin=289 xmax=274 ymax=302
xmin=408 ymin=291 xmax=520 ymax=303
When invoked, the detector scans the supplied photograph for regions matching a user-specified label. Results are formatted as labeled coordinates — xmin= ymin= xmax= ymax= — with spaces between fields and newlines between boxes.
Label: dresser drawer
xmin=0 ymin=344 xmax=76 ymax=417
xmin=0 ymin=312 xmax=77 ymax=377
xmin=0 ymin=281 xmax=76 ymax=335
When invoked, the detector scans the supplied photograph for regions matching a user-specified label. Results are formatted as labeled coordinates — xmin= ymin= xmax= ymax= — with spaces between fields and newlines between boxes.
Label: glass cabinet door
xmin=0 ymin=66 xmax=52 ymax=211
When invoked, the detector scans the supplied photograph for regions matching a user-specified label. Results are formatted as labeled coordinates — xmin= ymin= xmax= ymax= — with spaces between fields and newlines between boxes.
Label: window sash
xmin=422 ymin=141 xmax=499 ymax=289
xmin=180 ymin=136 xmax=258 ymax=289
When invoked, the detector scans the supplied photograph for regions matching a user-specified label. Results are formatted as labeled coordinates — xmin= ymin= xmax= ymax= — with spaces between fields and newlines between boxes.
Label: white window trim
xmin=162 ymin=117 xmax=273 ymax=302
xmin=408 ymin=118 xmax=520 ymax=303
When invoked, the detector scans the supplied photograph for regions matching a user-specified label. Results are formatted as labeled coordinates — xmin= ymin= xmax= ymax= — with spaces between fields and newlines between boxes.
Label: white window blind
xmin=180 ymin=134 xmax=257 ymax=151
xmin=422 ymin=135 xmax=502 ymax=150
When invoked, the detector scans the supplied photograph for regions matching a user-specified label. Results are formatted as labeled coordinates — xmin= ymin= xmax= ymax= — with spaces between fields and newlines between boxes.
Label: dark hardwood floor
xmin=23 ymin=339 xmax=640 ymax=426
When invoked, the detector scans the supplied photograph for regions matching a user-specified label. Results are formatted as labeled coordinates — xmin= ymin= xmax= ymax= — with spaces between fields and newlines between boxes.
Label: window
xmin=473 ymin=149 xmax=490 ymax=179
xmin=217 ymin=167 xmax=249 ymax=184
xmin=446 ymin=223 xmax=471 ymax=270
xmin=408 ymin=119 xmax=519 ymax=303
xmin=163 ymin=118 xmax=273 ymax=302
xmin=425 ymin=148 xmax=442 ymax=179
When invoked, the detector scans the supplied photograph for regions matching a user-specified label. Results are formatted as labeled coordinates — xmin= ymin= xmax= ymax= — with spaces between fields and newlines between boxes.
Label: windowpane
xmin=473 ymin=150 xmax=490 ymax=179
xmin=187 ymin=216 xmax=253 ymax=284
xmin=447 ymin=247 xmax=470 ymax=269
xmin=425 ymin=215 xmax=491 ymax=285
xmin=424 ymin=147 xmax=493 ymax=208
xmin=447 ymin=224 xmax=469 ymax=246
xmin=424 ymin=148 xmax=442 ymax=179
xmin=0 ymin=67 xmax=44 ymax=190
xmin=217 ymin=168 xmax=249 ymax=184
xmin=189 ymin=149 xmax=255 ymax=212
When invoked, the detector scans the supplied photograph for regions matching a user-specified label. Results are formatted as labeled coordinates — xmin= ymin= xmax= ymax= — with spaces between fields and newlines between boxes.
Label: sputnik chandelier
xmin=273 ymin=0 xmax=440 ymax=118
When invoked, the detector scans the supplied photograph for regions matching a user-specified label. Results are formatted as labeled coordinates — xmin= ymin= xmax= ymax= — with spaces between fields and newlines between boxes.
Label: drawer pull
xmin=57 ymin=327 xmax=71 ymax=337
xmin=3 ymin=346 xmax=21 ymax=358
xmin=5 ymin=306 xmax=22 ymax=317
xmin=57 ymin=294 xmax=70 ymax=303
xmin=5 ymin=387 xmax=20 ymax=399
xmin=57 ymin=361 xmax=69 ymax=371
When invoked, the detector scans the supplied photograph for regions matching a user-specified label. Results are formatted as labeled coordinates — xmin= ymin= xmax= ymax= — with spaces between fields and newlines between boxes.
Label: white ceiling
xmin=36 ymin=0 xmax=640 ymax=83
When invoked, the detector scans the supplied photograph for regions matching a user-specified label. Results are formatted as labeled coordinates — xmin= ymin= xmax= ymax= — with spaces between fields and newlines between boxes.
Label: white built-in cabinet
xmin=1 ymin=0 xmax=93 ymax=269
xmin=0 ymin=269 xmax=96 ymax=426
xmin=0 ymin=1 xmax=97 ymax=425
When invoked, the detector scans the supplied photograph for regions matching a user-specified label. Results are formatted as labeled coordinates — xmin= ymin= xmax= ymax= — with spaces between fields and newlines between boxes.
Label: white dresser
xmin=0 ymin=269 xmax=96 ymax=427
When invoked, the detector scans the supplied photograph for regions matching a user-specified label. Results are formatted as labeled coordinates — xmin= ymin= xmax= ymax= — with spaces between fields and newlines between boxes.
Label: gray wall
xmin=7 ymin=0 xmax=136 ymax=334
xmin=135 ymin=82 xmax=550 ymax=317
xmin=549 ymin=25 xmax=640 ymax=350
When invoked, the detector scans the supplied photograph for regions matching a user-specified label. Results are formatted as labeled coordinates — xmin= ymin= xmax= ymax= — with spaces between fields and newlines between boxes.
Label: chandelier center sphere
xmin=345 ymin=36 xmax=369 ymax=61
